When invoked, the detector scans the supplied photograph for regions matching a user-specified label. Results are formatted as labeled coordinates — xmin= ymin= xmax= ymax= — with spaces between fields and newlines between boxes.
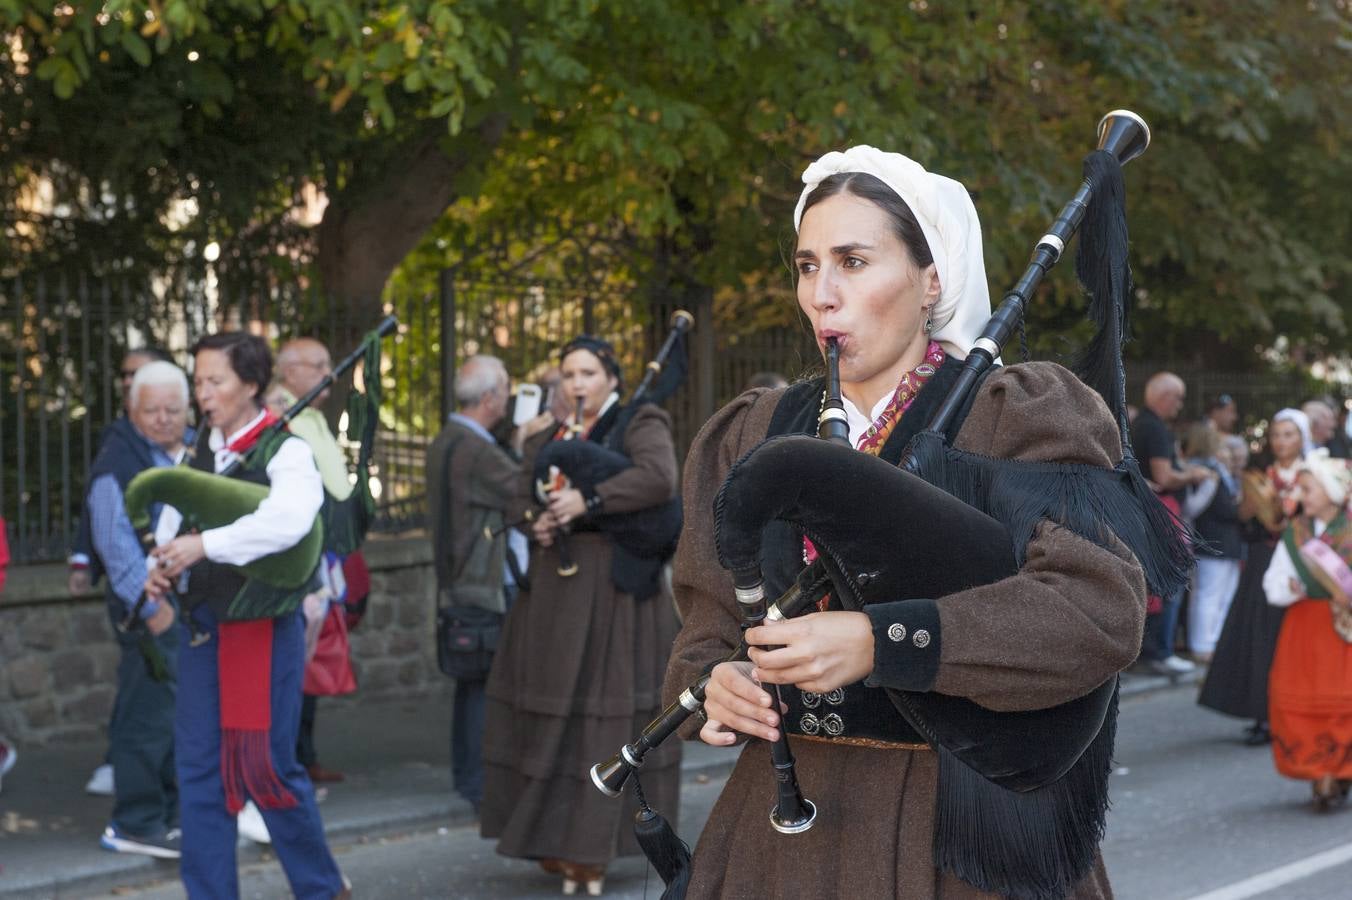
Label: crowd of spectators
xmin=1133 ymin=373 xmax=1352 ymax=811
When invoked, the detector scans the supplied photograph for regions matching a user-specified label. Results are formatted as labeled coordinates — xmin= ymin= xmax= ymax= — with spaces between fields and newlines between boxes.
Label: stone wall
xmin=0 ymin=536 xmax=450 ymax=746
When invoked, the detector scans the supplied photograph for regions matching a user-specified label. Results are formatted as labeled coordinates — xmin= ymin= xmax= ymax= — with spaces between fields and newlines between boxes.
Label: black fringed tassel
xmin=1071 ymin=150 xmax=1134 ymax=444
xmin=934 ymin=684 xmax=1119 ymax=900
xmin=906 ymin=430 xmax=1192 ymax=600
xmin=631 ymin=775 xmax=692 ymax=900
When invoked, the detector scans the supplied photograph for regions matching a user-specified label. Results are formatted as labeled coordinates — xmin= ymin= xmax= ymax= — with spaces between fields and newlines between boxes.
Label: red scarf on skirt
xmin=217 ymin=409 xmax=297 ymax=814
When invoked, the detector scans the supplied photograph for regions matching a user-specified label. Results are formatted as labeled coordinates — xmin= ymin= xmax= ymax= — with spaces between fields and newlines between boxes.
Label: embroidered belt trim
xmin=790 ymin=733 xmax=932 ymax=751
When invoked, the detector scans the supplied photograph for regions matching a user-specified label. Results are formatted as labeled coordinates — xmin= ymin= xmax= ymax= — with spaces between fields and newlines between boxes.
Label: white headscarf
xmin=793 ymin=145 xmax=991 ymax=359
xmin=1272 ymin=408 xmax=1314 ymax=457
xmin=1300 ymin=448 xmax=1352 ymax=507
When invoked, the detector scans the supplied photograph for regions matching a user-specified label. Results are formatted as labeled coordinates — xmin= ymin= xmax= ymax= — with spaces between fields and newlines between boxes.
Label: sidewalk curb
xmin=0 ymin=751 xmax=743 ymax=900
xmin=1 ymin=679 xmax=1189 ymax=900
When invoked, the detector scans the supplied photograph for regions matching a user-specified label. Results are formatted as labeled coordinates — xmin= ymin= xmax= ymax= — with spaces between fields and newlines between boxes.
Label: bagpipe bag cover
xmin=124 ymin=466 xmax=324 ymax=591
xmin=534 ymin=438 xmax=682 ymax=559
xmin=714 ymin=433 xmax=1115 ymax=791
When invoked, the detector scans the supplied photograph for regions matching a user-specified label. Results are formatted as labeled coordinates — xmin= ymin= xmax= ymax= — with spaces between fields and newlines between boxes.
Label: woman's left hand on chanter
xmin=746 ymin=610 xmax=876 ymax=694
xmin=150 ymin=534 xmax=206 ymax=580
xmin=546 ymin=487 xmax=586 ymax=526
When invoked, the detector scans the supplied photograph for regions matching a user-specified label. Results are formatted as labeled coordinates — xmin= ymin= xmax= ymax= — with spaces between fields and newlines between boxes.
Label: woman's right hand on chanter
xmin=700 ymin=661 xmax=787 ymax=746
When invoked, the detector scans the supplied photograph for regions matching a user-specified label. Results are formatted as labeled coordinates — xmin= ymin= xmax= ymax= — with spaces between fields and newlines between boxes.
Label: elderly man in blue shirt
xmin=88 ymin=360 xmax=192 ymax=858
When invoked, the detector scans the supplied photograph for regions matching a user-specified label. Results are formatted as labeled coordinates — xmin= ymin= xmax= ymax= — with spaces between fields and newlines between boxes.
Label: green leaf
xmin=121 ymin=30 xmax=152 ymax=67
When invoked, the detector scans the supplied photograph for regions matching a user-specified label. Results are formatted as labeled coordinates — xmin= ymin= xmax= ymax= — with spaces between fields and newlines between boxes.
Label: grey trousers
xmin=108 ymin=600 xmax=180 ymax=837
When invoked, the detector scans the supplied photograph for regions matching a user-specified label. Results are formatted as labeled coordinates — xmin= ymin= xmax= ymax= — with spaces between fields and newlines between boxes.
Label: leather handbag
xmin=435 ymin=604 xmax=502 ymax=681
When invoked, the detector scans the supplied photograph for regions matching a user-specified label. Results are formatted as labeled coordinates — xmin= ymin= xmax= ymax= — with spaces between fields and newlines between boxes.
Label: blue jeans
xmin=176 ymin=605 xmax=343 ymax=899
xmin=1141 ymin=586 xmax=1185 ymax=661
xmin=452 ymin=678 xmax=486 ymax=809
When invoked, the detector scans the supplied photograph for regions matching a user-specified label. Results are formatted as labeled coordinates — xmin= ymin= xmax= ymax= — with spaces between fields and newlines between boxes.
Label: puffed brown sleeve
xmin=930 ymin=522 xmax=1146 ymax=710
xmin=894 ymin=362 xmax=1147 ymax=711
xmin=662 ymin=388 xmax=782 ymax=738
xmin=593 ymin=406 xmax=679 ymax=514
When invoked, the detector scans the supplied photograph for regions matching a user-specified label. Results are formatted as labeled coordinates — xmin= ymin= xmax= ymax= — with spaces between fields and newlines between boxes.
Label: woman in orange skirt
xmin=1263 ymin=449 xmax=1352 ymax=810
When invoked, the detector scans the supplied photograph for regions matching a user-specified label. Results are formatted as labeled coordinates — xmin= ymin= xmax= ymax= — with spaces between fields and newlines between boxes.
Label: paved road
xmin=102 ymin=686 xmax=1352 ymax=900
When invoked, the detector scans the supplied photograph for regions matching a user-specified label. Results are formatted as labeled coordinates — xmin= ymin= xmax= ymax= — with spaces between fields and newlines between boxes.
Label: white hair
xmin=1302 ymin=399 xmax=1335 ymax=424
xmin=455 ymin=355 xmax=507 ymax=408
xmin=130 ymin=360 xmax=189 ymax=409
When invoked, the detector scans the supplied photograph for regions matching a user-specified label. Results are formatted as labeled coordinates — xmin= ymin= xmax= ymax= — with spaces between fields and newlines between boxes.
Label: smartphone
xmin=512 ymin=383 xmax=543 ymax=426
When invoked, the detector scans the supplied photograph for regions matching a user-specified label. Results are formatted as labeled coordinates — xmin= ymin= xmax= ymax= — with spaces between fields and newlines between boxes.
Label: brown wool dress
xmin=481 ymin=404 xmax=683 ymax=867
xmin=663 ymin=361 xmax=1147 ymax=900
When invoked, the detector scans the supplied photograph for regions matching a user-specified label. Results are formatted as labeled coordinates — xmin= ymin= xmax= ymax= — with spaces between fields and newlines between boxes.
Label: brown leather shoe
xmin=559 ymin=862 xmax=605 ymax=896
xmin=307 ymin=764 xmax=346 ymax=784
xmin=1312 ymin=774 xmax=1347 ymax=811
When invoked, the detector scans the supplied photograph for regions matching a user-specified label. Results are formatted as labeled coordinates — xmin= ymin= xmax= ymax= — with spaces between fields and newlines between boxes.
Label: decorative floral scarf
xmin=853 ymin=342 xmax=946 ymax=456
xmin=1271 ymin=462 xmax=1302 ymax=520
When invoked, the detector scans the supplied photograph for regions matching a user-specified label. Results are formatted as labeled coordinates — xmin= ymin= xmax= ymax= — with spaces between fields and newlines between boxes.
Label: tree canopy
xmin=2 ymin=0 xmax=1349 ymax=370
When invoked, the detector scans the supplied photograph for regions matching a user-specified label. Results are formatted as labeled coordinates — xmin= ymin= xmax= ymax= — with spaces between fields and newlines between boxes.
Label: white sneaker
xmin=85 ymin=763 xmax=114 ymax=796
xmin=1161 ymin=655 xmax=1196 ymax=674
xmin=236 ymin=800 xmax=272 ymax=844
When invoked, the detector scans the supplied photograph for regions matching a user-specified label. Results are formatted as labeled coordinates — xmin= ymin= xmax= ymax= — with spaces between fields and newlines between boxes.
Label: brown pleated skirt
xmin=480 ymin=533 xmax=682 ymax=866
xmin=686 ymin=739 xmax=1113 ymax=900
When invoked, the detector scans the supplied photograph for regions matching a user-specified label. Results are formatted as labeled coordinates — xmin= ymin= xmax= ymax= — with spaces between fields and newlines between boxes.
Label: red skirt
xmin=1268 ymin=599 xmax=1352 ymax=780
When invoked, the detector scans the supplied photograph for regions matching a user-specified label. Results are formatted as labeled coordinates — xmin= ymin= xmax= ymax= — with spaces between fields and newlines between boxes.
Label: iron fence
xmin=0 ymin=272 xmax=443 ymax=562
xmin=17 ymin=269 xmax=1308 ymax=567
xmin=1123 ymin=361 xmax=1318 ymax=434
xmin=1 ymin=271 xmax=816 ymax=564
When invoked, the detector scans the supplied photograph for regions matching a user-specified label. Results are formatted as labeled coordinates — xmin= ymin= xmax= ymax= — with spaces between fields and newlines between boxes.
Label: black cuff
xmin=582 ymin=485 xmax=604 ymax=513
xmin=862 ymin=598 xmax=941 ymax=692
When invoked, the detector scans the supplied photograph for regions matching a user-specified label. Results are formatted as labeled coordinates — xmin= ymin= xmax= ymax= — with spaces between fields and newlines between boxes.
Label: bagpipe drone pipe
xmin=120 ymin=316 xmax=397 ymax=632
xmin=592 ymin=110 xmax=1193 ymax=900
xmin=531 ymin=311 xmax=694 ymax=598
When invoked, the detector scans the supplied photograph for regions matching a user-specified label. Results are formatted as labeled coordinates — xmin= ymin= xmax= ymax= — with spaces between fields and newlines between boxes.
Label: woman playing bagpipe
xmin=143 ymin=332 xmax=347 ymax=900
xmin=480 ymin=335 xmax=683 ymax=896
xmin=1200 ymin=408 xmax=1310 ymax=745
xmin=661 ymin=141 xmax=1160 ymax=899
xmin=1260 ymin=449 xmax=1352 ymax=811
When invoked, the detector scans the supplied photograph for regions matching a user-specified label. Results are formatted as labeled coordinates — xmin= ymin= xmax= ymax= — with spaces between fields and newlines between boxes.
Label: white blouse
xmin=155 ymin=410 xmax=324 ymax=566
xmin=842 ymin=392 xmax=897 ymax=450
xmin=1263 ymin=519 xmax=1328 ymax=608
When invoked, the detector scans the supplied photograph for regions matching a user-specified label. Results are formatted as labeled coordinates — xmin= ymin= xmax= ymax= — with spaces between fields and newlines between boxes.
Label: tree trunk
xmin=315 ymin=113 xmax=510 ymax=333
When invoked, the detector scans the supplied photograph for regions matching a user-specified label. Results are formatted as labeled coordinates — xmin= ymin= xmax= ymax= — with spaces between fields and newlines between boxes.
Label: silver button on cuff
xmin=913 ymin=629 xmax=931 ymax=649
xmin=824 ymin=688 xmax=845 ymax=706
xmin=887 ymin=623 xmax=907 ymax=642
xmin=800 ymin=713 xmax=821 ymax=735
xmin=822 ymin=713 xmax=844 ymax=736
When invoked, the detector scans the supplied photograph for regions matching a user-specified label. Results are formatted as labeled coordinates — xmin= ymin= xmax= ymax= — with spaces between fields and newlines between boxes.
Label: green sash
xmin=1282 ymin=512 xmax=1352 ymax=600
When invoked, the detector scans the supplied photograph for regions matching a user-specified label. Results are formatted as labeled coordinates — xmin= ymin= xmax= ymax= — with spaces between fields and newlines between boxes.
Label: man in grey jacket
xmin=426 ymin=355 xmax=525 ymax=812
